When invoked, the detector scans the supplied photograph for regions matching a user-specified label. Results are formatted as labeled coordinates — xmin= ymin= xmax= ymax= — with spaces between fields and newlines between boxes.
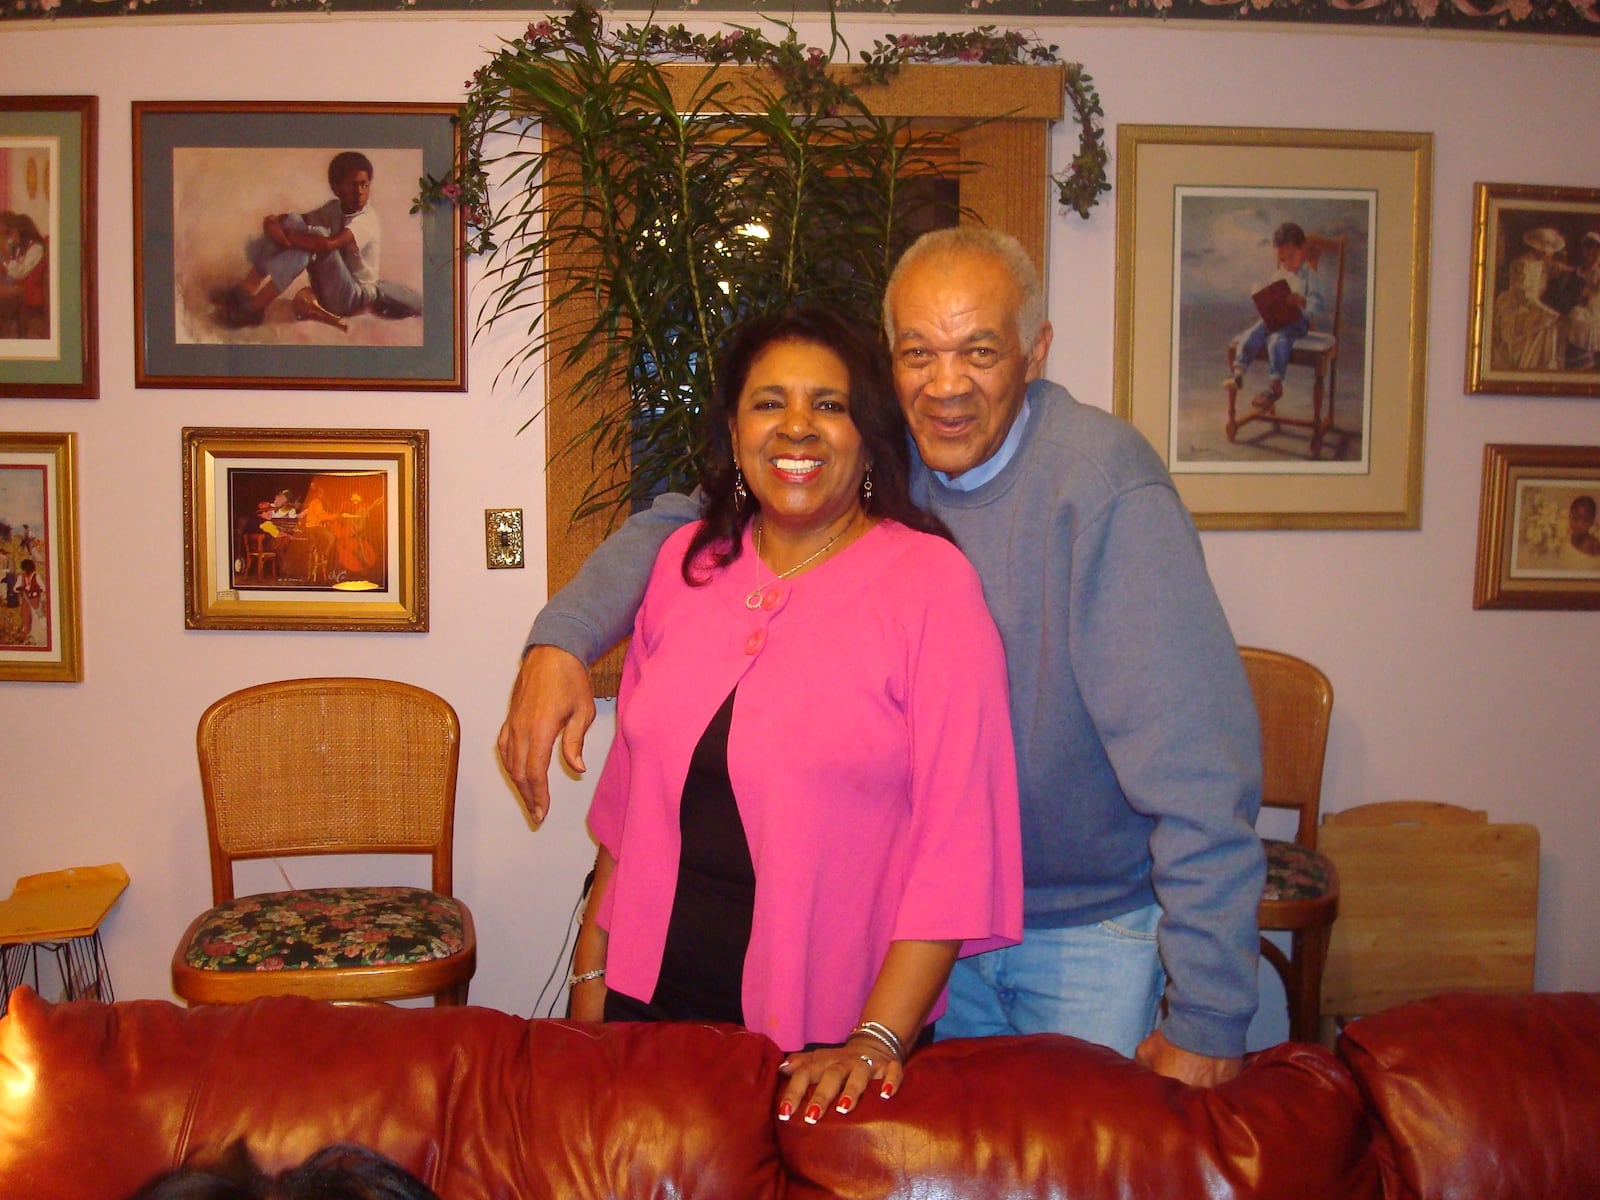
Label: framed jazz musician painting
xmin=182 ymin=427 xmax=427 ymax=631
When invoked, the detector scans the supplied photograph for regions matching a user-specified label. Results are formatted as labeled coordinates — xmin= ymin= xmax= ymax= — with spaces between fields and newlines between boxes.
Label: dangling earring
xmin=733 ymin=466 xmax=748 ymax=513
xmin=861 ymin=466 xmax=874 ymax=510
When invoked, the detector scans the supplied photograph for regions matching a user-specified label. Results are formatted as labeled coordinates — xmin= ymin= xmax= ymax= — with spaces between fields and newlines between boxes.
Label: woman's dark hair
xmin=128 ymin=1142 xmax=440 ymax=1200
xmin=683 ymin=304 xmax=949 ymax=583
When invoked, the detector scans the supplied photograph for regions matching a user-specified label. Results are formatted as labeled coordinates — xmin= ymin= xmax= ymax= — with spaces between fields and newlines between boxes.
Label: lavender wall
xmin=2 ymin=13 xmax=1595 ymax=1046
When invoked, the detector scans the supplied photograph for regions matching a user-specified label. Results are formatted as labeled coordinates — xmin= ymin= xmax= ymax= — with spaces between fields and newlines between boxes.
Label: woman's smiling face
xmin=732 ymin=338 xmax=866 ymax=539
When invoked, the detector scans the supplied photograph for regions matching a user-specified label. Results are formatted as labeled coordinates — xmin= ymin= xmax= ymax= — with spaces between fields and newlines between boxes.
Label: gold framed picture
xmin=182 ymin=427 xmax=428 ymax=631
xmin=1474 ymin=443 xmax=1600 ymax=611
xmin=1 ymin=431 xmax=82 ymax=681
xmin=1465 ymin=183 xmax=1600 ymax=398
xmin=1114 ymin=125 xmax=1432 ymax=530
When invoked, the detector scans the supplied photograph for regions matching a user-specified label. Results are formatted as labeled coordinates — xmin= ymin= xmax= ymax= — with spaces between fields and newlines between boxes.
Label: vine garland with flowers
xmin=416 ymin=7 xmax=1109 ymax=256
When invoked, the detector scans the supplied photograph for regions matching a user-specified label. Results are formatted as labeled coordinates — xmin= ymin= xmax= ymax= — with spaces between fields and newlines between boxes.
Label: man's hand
xmin=1134 ymin=1028 xmax=1242 ymax=1088
xmin=496 ymin=645 xmax=596 ymax=826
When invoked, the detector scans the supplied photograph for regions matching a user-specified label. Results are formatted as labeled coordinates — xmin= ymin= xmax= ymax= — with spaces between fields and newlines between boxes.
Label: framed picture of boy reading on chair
xmin=1114 ymin=125 xmax=1431 ymax=530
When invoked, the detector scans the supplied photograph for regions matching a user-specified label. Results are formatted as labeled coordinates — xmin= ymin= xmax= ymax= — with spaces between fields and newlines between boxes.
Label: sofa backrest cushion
xmin=0 ymin=987 xmax=785 ymax=1200
xmin=1338 ymin=991 xmax=1600 ymax=1200
xmin=779 ymin=1034 xmax=1381 ymax=1200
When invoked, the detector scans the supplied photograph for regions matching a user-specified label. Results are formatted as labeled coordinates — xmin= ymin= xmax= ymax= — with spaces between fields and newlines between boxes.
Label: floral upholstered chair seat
xmin=182 ymin=886 xmax=468 ymax=973
xmin=1261 ymin=838 xmax=1336 ymax=904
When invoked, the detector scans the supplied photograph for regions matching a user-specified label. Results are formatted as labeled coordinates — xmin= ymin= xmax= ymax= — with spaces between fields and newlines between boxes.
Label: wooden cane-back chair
xmin=1242 ymin=647 xmax=1338 ymax=1044
xmin=171 ymin=677 xmax=475 ymax=1006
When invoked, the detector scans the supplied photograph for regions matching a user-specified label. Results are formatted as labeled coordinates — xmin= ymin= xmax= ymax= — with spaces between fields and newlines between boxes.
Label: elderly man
xmin=499 ymin=227 xmax=1264 ymax=1088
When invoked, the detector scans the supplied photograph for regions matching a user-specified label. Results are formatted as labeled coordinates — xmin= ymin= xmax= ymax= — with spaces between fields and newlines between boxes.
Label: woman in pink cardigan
xmin=570 ymin=306 xmax=1022 ymax=1124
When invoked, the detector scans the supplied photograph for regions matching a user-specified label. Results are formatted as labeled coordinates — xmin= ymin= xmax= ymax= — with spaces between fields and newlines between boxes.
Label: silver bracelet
xmin=567 ymin=967 xmax=605 ymax=988
xmin=849 ymin=1021 xmax=905 ymax=1063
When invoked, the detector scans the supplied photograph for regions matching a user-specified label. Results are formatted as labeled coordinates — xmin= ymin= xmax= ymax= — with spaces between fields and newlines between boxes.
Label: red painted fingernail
xmin=804 ymin=1104 xmax=821 ymax=1124
xmin=879 ymin=1081 xmax=895 ymax=1099
xmin=835 ymin=1095 xmax=854 ymax=1114
xmin=778 ymin=1101 xmax=793 ymax=1121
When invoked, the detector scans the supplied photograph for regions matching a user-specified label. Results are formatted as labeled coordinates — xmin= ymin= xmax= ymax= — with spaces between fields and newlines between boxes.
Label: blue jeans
xmin=1233 ymin=316 xmax=1309 ymax=383
xmin=937 ymin=901 xmax=1165 ymax=1057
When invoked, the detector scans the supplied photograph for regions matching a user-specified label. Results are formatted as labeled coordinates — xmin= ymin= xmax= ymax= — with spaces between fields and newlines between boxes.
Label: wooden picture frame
xmin=0 ymin=431 xmax=82 ymax=681
xmin=134 ymin=103 xmax=464 ymax=391
xmin=1 ymin=96 xmax=97 ymax=400
xmin=1474 ymin=443 xmax=1600 ymax=611
xmin=1114 ymin=125 xmax=1431 ymax=530
xmin=1466 ymin=183 xmax=1600 ymax=398
xmin=183 ymin=427 xmax=428 ymax=631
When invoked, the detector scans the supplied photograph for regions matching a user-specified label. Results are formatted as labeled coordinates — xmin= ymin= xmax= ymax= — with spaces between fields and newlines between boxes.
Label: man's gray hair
xmin=883 ymin=227 xmax=1046 ymax=349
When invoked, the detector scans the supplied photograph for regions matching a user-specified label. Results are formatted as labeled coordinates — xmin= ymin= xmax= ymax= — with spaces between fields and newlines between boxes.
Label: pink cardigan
xmin=589 ymin=519 xmax=1022 ymax=1051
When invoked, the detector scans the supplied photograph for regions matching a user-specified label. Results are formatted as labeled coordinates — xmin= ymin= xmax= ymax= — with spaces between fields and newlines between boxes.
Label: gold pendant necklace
xmin=745 ymin=514 xmax=855 ymax=610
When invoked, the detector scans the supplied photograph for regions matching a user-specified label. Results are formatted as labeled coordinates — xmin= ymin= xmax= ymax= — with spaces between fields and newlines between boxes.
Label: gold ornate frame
xmin=183 ymin=427 xmax=428 ymax=632
xmin=1114 ymin=125 xmax=1432 ymax=530
xmin=1474 ymin=442 xmax=1600 ymax=610
xmin=1466 ymin=182 xmax=1600 ymax=398
xmin=0 ymin=431 xmax=82 ymax=681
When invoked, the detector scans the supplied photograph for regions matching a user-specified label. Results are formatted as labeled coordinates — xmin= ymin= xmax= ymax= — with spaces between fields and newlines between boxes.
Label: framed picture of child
xmin=182 ymin=427 xmax=428 ymax=632
xmin=1466 ymin=183 xmax=1600 ymax=398
xmin=1114 ymin=125 xmax=1431 ymax=530
xmin=1475 ymin=443 xmax=1600 ymax=610
xmin=0 ymin=432 xmax=82 ymax=681
xmin=134 ymin=103 xmax=464 ymax=391
xmin=0 ymin=96 xmax=97 ymax=400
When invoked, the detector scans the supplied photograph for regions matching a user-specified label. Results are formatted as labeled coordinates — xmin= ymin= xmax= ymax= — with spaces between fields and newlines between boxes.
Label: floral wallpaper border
xmin=5 ymin=0 xmax=1597 ymax=36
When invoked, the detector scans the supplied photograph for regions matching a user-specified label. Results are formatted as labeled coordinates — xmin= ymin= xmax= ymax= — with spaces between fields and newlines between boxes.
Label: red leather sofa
xmin=1 ymin=986 xmax=1595 ymax=1200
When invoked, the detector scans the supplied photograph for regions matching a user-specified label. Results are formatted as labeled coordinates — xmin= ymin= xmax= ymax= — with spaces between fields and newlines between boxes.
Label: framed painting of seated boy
xmin=0 ymin=96 xmax=97 ymax=400
xmin=1114 ymin=125 xmax=1431 ymax=530
xmin=134 ymin=103 xmax=463 ymax=391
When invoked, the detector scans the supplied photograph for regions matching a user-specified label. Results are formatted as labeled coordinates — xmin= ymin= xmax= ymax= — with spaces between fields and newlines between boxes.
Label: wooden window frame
xmin=542 ymin=64 xmax=1065 ymax=695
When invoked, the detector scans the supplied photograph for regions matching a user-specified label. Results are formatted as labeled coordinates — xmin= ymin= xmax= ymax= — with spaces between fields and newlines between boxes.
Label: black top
xmin=606 ymin=687 xmax=754 ymax=1025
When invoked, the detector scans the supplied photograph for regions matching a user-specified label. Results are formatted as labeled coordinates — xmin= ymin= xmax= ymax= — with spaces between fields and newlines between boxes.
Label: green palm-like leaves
xmin=422 ymin=6 xmax=1058 ymax=523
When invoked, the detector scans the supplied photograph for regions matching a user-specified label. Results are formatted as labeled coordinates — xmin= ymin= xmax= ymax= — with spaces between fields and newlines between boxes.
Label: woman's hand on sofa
xmin=776 ymin=1040 xmax=904 ymax=1124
